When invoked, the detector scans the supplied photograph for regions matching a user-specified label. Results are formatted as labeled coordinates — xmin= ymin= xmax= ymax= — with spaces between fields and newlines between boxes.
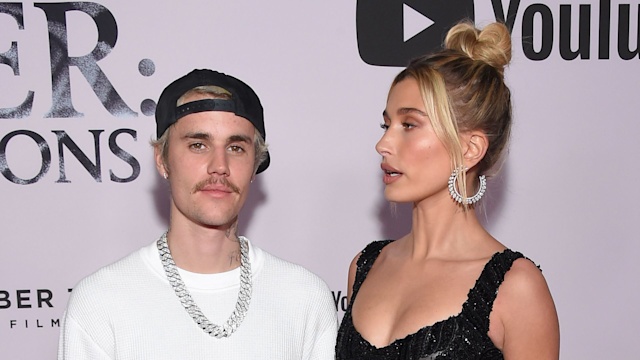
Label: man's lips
xmin=200 ymin=185 xmax=233 ymax=193
xmin=196 ymin=184 xmax=236 ymax=199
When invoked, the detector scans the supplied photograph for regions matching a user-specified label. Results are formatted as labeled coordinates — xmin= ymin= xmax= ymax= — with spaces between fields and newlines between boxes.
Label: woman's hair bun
xmin=444 ymin=21 xmax=512 ymax=75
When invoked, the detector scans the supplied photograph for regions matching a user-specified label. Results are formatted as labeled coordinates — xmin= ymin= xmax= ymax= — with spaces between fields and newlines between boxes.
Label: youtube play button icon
xmin=404 ymin=4 xmax=435 ymax=42
xmin=356 ymin=0 xmax=475 ymax=66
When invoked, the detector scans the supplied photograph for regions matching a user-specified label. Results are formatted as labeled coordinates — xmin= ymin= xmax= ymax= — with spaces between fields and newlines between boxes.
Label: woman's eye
xmin=402 ymin=122 xmax=416 ymax=129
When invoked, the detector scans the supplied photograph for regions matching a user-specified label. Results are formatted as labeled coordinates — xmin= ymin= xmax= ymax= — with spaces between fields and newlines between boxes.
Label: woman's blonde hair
xmin=392 ymin=21 xmax=513 ymax=205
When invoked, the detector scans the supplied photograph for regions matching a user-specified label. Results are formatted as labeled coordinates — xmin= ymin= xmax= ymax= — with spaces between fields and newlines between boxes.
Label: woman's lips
xmin=381 ymin=164 xmax=402 ymax=185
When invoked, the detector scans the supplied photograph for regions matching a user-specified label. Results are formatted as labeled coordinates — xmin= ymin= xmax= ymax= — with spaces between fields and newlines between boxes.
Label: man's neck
xmin=165 ymin=224 xmax=243 ymax=274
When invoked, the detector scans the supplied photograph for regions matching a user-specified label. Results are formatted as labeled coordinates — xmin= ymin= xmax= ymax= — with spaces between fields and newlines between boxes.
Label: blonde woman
xmin=336 ymin=21 xmax=559 ymax=360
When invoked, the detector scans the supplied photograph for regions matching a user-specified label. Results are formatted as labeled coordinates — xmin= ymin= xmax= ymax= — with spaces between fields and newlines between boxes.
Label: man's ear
xmin=461 ymin=131 xmax=488 ymax=170
xmin=154 ymin=144 xmax=168 ymax=179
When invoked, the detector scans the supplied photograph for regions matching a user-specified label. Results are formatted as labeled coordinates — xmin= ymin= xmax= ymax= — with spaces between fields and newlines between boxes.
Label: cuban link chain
xmin=157 ymin=232 xmax=252 ymax=338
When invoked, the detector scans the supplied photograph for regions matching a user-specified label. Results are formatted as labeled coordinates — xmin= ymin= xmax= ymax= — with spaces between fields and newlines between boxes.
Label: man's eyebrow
xmin=228 ymin=134 xmax=252 ymax=144
xmin=183 ymin=132 xmax=210 ymax=140
xmin=182 ymin=133 xmax=252 ymax=142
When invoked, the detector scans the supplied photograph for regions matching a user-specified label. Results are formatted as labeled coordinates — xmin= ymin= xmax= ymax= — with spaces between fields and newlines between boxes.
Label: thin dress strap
xmin=461 ymin=249 xmax=527 ymax=334
xmin=351 ymin=240 xmax=393 ymax=300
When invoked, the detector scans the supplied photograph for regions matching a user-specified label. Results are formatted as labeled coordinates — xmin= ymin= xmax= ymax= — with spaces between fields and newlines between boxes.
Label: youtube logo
xmin=356 ymin=0 xmax=475 ymax=66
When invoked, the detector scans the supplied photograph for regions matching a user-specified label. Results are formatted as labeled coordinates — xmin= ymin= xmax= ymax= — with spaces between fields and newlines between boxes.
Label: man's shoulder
xmin=258 ymin=248 xmax=330 ymax=291
xmin=71 ymin=246 xmax=148 ymax=296
xmin=255 ymin=248 xmax=336 ymax=321
xmin=63 ymin=246 xmax=153 ymax=323
xmin=260 ymin=249 xmax=319 ymax=276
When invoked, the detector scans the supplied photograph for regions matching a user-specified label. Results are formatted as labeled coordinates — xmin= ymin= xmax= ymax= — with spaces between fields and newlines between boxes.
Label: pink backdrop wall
xmin=1 ymin=1 xmax=638 ymax=358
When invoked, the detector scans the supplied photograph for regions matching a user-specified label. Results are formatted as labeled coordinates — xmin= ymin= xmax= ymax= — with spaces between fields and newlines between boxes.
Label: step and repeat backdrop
xmin=1 ymin=1 xmax=638 ymax=358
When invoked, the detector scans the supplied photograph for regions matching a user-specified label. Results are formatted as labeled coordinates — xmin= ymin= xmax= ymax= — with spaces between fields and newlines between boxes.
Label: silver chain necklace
xmin=156 ymin=232 xmax=252 ymax=338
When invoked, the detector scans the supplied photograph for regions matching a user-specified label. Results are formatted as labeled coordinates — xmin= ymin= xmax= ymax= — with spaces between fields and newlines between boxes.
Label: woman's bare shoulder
xmin=492 ymin=256 xmax=560 ymax=359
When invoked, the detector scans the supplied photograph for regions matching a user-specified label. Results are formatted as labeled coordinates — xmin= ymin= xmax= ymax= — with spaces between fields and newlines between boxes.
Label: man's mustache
xmin=192 ymin=177 xmax=240 ymax=194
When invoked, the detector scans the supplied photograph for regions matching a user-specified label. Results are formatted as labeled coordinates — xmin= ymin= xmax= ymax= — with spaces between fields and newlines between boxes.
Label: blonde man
xmin=59 ymin=69 xmax=337 ymax=360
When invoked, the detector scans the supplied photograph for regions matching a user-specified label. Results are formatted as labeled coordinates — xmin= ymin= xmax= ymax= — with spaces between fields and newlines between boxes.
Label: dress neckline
xmin=347 ymin=246 xmax=513 ymax=351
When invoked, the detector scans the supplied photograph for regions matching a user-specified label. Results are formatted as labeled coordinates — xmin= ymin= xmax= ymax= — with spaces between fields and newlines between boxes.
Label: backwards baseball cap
xmin=155 ymin=69 xmax=270 ymax=174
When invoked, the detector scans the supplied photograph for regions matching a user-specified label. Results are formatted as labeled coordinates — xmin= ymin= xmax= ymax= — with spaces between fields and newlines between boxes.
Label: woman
xmin=336 ymin=21 xmax=559 ymax=359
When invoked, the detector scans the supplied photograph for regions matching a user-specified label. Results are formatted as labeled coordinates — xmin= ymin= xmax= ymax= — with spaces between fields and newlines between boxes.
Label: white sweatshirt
xmin=58 ymin=237 xmax=337 ymax=359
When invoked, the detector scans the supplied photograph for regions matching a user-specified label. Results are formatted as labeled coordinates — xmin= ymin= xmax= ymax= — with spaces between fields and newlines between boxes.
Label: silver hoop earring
xmin=448 ymin=167 xmax=486 ymax=205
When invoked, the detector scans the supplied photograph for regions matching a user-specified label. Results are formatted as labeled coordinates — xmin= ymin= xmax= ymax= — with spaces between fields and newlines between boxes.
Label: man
xmin=58 ymin=69 xmax=337 ymax=359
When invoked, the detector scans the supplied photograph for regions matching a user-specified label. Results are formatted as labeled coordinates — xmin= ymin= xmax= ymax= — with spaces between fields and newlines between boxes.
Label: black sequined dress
xmin=336 ymin=240 xmax=525 ymax=360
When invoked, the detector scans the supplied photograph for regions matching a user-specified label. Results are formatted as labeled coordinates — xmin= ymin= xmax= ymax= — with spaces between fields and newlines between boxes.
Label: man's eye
xmin=229 ymin=145 xmax=245 ymax=153
xmin=190 ymin=143 xmax=205 ymax=150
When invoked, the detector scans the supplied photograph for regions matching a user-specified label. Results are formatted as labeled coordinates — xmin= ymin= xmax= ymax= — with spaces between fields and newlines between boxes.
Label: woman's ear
xmin=461 ymin=131 xmax=488 ymax=169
